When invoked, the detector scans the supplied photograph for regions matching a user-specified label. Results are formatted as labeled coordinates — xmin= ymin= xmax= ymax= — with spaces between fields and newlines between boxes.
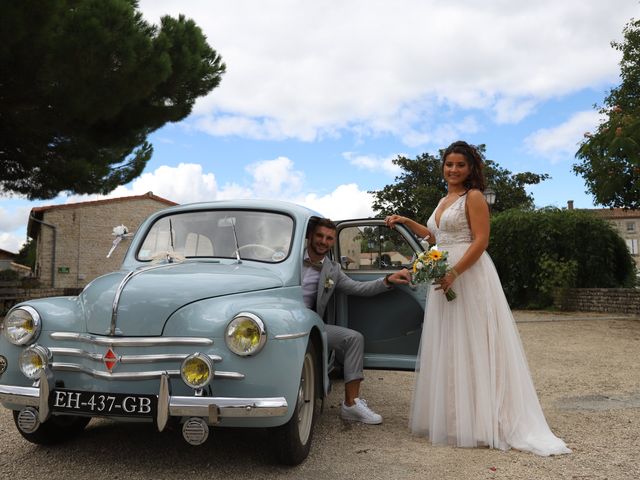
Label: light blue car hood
xmin=80 ymin=262 xmax=284 ymax=336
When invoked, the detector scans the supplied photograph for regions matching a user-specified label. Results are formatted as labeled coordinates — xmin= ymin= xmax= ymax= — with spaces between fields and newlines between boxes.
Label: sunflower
xmin=427 ymin=250 xmax=443 ymax=261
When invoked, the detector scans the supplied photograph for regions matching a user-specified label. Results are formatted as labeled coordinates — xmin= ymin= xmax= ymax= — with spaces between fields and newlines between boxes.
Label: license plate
xmin=51 ymin=389 xmax=157 ymax=417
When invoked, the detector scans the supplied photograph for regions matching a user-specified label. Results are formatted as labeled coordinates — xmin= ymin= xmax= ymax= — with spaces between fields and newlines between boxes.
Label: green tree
xmin=15 ymin=237 xmax=36 ymax=269
xmin=0 ymin=0 xmax=226 ymax=199
xmin=489 ymin=208 xmax=636 ymax=308
xmin=370 ymin=145 xmax=549 ymax=223
xmin=574 ymin=18 xmax=640 ymax=208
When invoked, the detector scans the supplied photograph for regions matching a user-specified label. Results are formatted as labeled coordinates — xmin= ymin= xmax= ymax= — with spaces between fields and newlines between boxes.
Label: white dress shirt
xmin=302 ymin=252 xmax=323 ymax=309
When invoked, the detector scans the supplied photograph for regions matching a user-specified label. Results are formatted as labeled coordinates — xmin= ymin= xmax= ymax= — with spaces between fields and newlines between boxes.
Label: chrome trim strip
xmin=49 ymin=363 xmax=244 ymax=381
xmin=169 ymin=396 xmax=288 ymax=418
xmin=214 ymin=371 xmax=245 ymax=380
xmin=0 ymin=385 xmax=39 ymax=407
xmin=49 ymin=348 xmax=103 ymax=361
xmin=274 ymin=332 xmax=308 ymax=340
xmin=52 ymin=363 xmax=179 ymax=380
xmin=111 ymin=263 xmax=179 ymax=335
xmin=1 ymin=386 xmax=287 ymax=419
xmin=111 ymin=270 xmax=136 ymax=335
xmin=50 ymin=332 xmax=213 ymax=347
xmin=48 ymin=348 xmax=222 ymax=364
xmin=122 ymin=354 xmax=222 ymax=363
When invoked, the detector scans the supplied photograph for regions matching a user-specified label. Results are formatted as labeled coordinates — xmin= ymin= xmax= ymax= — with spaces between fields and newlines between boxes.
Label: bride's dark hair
xmin=441 ymin=140 xmax=485 ymax=191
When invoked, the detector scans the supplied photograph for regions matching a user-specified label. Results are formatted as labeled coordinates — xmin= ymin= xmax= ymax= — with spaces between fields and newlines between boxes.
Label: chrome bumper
xmin=0 ymin=370 xmax=288 ymax=430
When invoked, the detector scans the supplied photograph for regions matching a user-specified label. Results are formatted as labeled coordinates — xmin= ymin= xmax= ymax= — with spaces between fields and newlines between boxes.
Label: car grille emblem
xmin=103 ymin=348 xmax=119 ymax=372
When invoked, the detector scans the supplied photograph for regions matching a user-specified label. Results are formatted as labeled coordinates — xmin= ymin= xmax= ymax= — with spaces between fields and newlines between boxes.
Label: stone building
xmin=0 ymin=248 xmax=15 ymax=267
xmin=0 ymin=248 xmax=31 ymax=277
xmin=594 ymin=209 xmax=640 ymax=269
xmin=28 ymin=192 xmax=177 ymax=289
xmin=568 ymin=200 xmax=640 ymax=269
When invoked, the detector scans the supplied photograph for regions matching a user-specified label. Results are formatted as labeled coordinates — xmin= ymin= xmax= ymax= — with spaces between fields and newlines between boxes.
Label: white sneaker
xmin=340 ymin=398 xmax=383 ymax=424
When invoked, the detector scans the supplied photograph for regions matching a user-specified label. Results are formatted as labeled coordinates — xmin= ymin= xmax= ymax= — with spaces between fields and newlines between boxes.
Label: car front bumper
xmin=0 ymin=369 xmax=288 ymax=430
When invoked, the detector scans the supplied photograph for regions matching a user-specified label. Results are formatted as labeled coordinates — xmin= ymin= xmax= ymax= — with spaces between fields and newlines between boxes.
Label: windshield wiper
xmin=230 ymin=217 xmax=242 ymax=264
xmin=166 ymin=218 xmax=177 ymax=263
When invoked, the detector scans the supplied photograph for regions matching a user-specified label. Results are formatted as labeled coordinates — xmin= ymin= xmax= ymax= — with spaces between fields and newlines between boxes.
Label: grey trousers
xmin=325 ymin=324 xmax=364 ymax=383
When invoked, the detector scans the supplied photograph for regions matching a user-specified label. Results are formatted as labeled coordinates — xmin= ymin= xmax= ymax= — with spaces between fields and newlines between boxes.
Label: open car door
xmin=331 ymin=219 xmax=428 ymax=370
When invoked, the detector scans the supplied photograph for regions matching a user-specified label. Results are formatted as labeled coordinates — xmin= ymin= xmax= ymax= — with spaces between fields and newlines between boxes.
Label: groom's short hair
xmin=315 ymin=218 xmax=337 ymax=231
xmin=307 ymin=217 xmax=337 ymax=239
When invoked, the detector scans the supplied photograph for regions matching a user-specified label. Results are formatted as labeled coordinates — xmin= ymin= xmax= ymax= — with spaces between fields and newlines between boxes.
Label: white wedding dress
xmin=409 ymin=194 xmax=571 ymax=456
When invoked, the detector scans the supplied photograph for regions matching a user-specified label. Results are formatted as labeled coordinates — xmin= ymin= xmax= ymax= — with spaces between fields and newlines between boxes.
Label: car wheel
xmin=13 ymin=410 xmax=91 ymax=445
xmin=272 ymin=341 xmax=319 ymax=465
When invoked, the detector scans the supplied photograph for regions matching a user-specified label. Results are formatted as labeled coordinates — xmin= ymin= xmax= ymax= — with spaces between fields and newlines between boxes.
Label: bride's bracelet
xmin=449 ymin=268 xmax=460 ymax=279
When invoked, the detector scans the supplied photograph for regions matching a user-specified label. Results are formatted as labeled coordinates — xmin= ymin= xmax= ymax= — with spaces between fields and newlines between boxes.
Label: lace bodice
xmin=426 ymin=195 xmax=473 ymax=246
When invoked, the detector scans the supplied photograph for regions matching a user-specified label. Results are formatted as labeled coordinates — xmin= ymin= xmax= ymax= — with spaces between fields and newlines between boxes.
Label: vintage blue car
xmin=0 ymin=200 xmax=426 ymax=464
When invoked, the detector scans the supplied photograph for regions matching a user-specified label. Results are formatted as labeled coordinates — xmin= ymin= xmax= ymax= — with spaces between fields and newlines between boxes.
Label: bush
xmin=488 ymin=208 xmax=636 ymax=308
xmin=536 ymin=253 xmax=578 ymax=309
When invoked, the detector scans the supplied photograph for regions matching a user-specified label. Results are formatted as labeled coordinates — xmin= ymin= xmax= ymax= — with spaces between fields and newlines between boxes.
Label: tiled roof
xmin=30 ymin=191 xmax=177 ymax=214
xmin=27 ymin=192 xmax=178 ymax=239
xmin=0 ymin=248 xmax=17 ymax=258
xmin=585 ymin=208 xmax=640 ymax=219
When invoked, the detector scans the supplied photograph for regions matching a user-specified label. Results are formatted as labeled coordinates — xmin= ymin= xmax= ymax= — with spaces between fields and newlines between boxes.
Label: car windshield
xmin=137 ymin=210 xmax=294 ymax=263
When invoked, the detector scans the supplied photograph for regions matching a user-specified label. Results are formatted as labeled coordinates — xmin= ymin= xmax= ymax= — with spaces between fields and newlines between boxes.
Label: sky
xmin=1 ymin=0 xmax=639 ymax=253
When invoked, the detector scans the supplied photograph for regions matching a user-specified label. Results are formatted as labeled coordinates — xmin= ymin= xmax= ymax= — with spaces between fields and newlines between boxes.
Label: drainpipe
xmin=29 ymin=215 xmax=57 ymax=288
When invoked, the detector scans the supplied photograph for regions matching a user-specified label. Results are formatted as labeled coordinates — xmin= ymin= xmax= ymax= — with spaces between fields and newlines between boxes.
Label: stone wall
xmin=1 ymin=286 xmax=79 ymax=315
xmin=555 ymin=288 xmax=640 ymax=314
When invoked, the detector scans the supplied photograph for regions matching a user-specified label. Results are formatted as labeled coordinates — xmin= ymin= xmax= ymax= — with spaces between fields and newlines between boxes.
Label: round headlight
xmin=225 ymin=312 xmax=266 ymax=356
xmin=3 ymin=306 xmax=41 ymax=345
xmin=19 ymin=345 xmax=50 ymax=380
xmin=180 ymin=353 xmax=214 ymax=389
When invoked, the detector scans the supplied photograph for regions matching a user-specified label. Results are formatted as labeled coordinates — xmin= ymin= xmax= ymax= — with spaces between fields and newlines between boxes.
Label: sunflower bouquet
xmin=412 ymin=247 xmax=457 ymax=301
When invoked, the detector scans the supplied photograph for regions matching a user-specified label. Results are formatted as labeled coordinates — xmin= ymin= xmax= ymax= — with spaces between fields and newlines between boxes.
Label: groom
xmin=303 ymin=218 xmax=411 ymax=424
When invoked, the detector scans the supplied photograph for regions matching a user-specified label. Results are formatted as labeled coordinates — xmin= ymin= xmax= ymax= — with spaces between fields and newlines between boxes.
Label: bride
xmin=385 ymin=141 xmax=571 ymax=456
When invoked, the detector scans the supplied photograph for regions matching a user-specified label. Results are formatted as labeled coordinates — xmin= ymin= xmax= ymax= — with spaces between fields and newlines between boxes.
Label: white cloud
xmin=139 ymin=0 xmax=634 ymax=144
xmin=245 ymin=157 xmax=304 ymax=196
xmin=0 ymin=157 xmax=379 ymax=251
xmin=493 ymin=98 xmax=538 ymax=125
xmin=0 ymin=232 xmax=27 ymax=253
xmin=0 ymin=206 xmax=32 ymax=232
xmin=343 ymin=152 xmax=402 ymax=176
xmin=299 ymin=184 xmax=376 ymax=219
xmin=63 ymin=163 xmax=218 ymax=205
xmin=524 ymin=110 xmax=604 ymax=162
xmin=60 ymin=157 xmax=306 ymax=205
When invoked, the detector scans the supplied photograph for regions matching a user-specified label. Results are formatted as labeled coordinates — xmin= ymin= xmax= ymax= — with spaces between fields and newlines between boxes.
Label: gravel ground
xmin=1 ymin=310 xmax=639 ymax=480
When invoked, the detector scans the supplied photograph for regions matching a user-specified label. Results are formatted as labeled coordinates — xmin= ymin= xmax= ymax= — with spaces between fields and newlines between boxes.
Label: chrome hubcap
xmin=296 ymin=351 xmax=314 ymax=444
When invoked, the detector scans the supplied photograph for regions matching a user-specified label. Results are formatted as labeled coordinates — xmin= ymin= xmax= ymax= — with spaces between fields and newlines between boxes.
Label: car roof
xmin=154 ymin=199 xmax=322 ymax=219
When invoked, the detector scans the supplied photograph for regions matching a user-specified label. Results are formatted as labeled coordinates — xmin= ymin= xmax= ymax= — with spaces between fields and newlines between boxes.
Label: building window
xmin=626 ymin=238 xmax=639 ymax=256
xmin=626 ymin=221 xmax=636 ymax=232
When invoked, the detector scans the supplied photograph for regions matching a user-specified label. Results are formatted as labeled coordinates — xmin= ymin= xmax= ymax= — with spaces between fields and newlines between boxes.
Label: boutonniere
xmin=324 ymin=277 xmax=335 ymax=291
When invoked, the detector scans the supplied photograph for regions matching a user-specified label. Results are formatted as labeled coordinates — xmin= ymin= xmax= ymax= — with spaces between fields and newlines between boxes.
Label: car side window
xmin=337 ymin=225 xmax=414 ymax=270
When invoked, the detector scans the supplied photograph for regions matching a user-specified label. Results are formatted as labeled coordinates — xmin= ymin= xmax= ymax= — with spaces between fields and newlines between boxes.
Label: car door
xmin=331 ymin=219 xmax=428 ymax=370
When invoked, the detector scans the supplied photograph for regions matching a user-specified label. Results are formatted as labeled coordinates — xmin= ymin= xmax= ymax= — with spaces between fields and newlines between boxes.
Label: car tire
xmin=272 ymin=341 xmax=319 ymax=465
xmin=13 ymin=411 xmax=91 ymax=445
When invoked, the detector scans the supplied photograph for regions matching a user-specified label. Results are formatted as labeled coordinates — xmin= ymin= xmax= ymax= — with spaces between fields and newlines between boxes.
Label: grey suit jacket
xmin=314 ymin=258 xmax=389 ymax=320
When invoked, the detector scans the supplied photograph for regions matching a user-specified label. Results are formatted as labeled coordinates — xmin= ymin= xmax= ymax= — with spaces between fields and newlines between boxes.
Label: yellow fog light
xmin=3 ymin=306 xmax=41 ymax=345
xmin=19 ymin=345 xmax=50 ymax=380
xmin=225 ymin=312 xmax=266 ymax=356
xmin=180 ymin=353 xmax=214 ymax=389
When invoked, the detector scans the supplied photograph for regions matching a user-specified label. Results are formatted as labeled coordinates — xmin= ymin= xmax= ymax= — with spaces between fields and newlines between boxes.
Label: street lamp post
xmin=484 ymin=187 xmax=496 ymax=212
